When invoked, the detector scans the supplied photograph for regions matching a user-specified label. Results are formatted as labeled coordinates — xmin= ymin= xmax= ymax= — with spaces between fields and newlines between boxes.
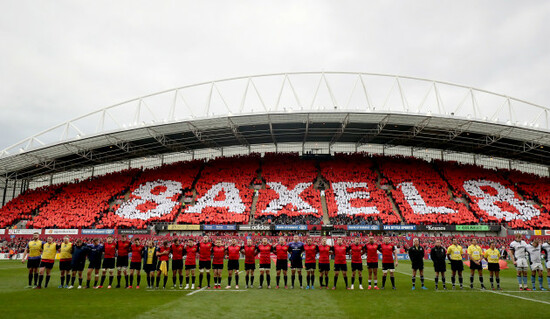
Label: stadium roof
xmin=1 ymin=72 xmax=549 ymax=179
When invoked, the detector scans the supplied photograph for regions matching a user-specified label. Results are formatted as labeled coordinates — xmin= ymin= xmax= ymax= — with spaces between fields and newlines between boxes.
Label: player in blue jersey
xmin=288 ymin=235 xmax=305 ymax=289
xmin=86 ymin=238 xmax=104 ymax=289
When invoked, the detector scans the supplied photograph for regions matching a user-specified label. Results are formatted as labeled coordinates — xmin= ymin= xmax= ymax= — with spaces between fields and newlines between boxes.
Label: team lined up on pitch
xmin=21 ymin=233 xmax=550 ymax=291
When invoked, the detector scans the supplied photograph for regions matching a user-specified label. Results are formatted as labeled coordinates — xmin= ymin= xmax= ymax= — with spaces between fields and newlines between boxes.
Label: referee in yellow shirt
xmin=446 ymin=238 xmax=464 ymax=289
xmin=484 ymin=241 xmax=501 ymax=290
xmin=467 ymin=238 xmax=486 ymax=289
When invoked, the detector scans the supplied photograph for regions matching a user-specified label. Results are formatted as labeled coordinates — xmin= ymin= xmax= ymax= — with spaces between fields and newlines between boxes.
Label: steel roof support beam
xmin=267 ymin=115 xmax=277 ymax=146
xmin=355 ymin=114 xmax=390 ymax=146
xmin=146 ymin=127 xmax=190 ymax=153
xmin=329 ymin=113 xmax=350 ymax=146
xmin=187 ymin=122 xmax=221 ymax=150
xmin=227 ymin=118 xmax=249 ymax=146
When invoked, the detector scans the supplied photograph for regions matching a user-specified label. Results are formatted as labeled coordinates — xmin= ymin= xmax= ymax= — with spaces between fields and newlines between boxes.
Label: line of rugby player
xmin=20 ymin=232 xmax=550 ymax=291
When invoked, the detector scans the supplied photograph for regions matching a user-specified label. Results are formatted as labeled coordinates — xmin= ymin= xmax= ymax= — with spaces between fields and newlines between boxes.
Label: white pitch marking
xmin=186 ymin=286 xmax=207 ymax=296
xmin=395 ymin=270 xmax=550 ymax=305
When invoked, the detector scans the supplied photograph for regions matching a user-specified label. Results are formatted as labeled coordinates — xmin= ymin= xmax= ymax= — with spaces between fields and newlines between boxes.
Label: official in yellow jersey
xmin=484 ymin=241 xmax=501 ymax=290
xmin=58 ymin=236 xmax=73 ymax=288
xmin=446 ymin=238 xmax=464 ymax=289
xmin=21 ymin=232 xmax=42 ymax=288
xmin=36 ymin=236 xmax=59 ymax=289
xmin=467 ymin=238 xmax=486 ymax=289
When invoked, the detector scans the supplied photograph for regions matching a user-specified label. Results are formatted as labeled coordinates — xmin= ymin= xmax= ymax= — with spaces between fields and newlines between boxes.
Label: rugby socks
xmin=292 ymin=275 xmax=295 ymax=287
xmin=343 ymin=276 xmax=348 ymax=288
xmin=470 ymin=276 xmax=474 ymax=288
xmin=100 ymin=275 xmax=106 ymax=286
xmin=38 ymin=275 xmax=44 ymax=287
xmin=351 ymin=276 xmax=355 ymax=285
xmin=382 ymin=275 xmax=387 ymax=288
xmin=333 ymin=275 xmax=338 ymax=287
xmin=547 ymin=276 xmax=550 ymax=288
xmin=235 ymin=274 xmax=239 ymax=286
xmin=28 ymin=273 xmax=33 ymax=286
xmin=78 ymin=278 xmax=83 ymax=286
xmin=66 ymin=275 xmax=71 ymax=286
xmin=33 ymin=273 xmax=39 ymax=286
xmin=173 ymin=276 xmax=177 ymax=286
xmin=156 ymin=275 xmax=161 ymax=288
xmin=146 ymin=274 xmax=151 ymax=287
xmin=284 ymin=275 xmax=287 ymax=287
xmin=179 ymin=274 xmax=184 ymax=286
xmin=61 ymin=276 xmax=65 ymax=286
xmin=250 ymin=275 xmax=254 ymax=286
xmin=199 ymin=273 xmax=203 ymax=287
xmin=71 ymin=276 xmax=76 ymax=286
xmin=45 ymin=275 xmax=50 ymax=288
xmin=434 ymin=276 xmax=438 ymax=288
xmin=441 ymin=277 xmax=445 ymax=287
xmin=267 ymin=274 xmax=271 ymax=286
xmin=276 ymin=275 xmax=280 ymax=286
xmin=532 ymin=275 xmax=536 ymax=289
xmin=192 ymin=276 xmax=195 ymax=284
xmin=490 ymin=276 xmax=494 ymax=288
xmin=228 ymin=276 xmax=232 ymax=286
xmin=245 ymin=275 xmax=249 ymax=286
xmin=163 ymin=276 xmax=168 ymax=288
xmin=358 ymin=276 xmax=362 ymax=285
xmin=130 ymin=276 xmax=134 ymax=286
xmin=325 ymin=274 xmax=329 ymax=287
xmin=137 ymin=275 xmax=141 ymax=286
xmin=458 ymin=276 xmax=463 ymax=288
xmin=420 ymin=276 xmax=425 ymax=287
xmin=207 ymin=273 xmax=211 ymax=287
xmin=496 ymin=277 xmax=500 ymax=289
xmin=368 ymin=279 xmax=372 ymax=287
xmin=319 ymin=275 xmax=324 ymax=287
xmin=259 ymin=274 xmax=264 ymax=286
xmin=125 ymin=275 xmax=129 ymax=287
xmin=517 ymin=275 xmax=522 ymax=288
xmin=479 ymin=276 xmax=484 ymax=288
xmin=540 ymin=276 xmax=544 ymax=289
xmin=374 ymin=280 xmax=377 ymax=287
xmin=523 ymin=275 xmax=528 ymax=287
xmin=299 ymin=275 xmax=302 ymax=287
xmin=390 ymin=276 xmax=395 ymax=288
xmin=306 ymin=274 xmax=310 ymax=286
xmin=86 ymin=279 xmax=91 ymax=288
xmin=109 ymin=276 xmax=114 ymax=286
xmin=451 ymin=276 xmax=455 ymax=287
xmin=412 ymin=276 xmax=416 ymax=288
xmin=117 ymin=275 xmax=122 ymax=286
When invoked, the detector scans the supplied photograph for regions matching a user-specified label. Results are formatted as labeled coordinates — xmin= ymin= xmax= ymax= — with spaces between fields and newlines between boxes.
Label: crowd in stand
xmin=1 ymin=153 xmax=549 ymax=230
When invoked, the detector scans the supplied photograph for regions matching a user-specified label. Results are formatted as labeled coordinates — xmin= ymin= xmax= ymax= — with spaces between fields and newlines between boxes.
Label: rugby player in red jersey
xmin=226 ymin=239 xmax=241 ymax=289
xmin=242 ymin=239 xmax=258 ymax=288
xmin=115 ymin=234 xmax=131 ymax=288
xmin=275 ymin=237 xmax=290 ymax=289
xmin=350 ymin=237 xmax=365 ymax=290
xmin=184 ymin=239 xmax=198 ymax=289
xmin=332 ymin=237 xmax=350 ymax=290
xmin=171 ymin=238 xmax=185 ymax=289
xmin=156 ymin=241 xmax=171 ymax=289
xmin=197 ymin=236 xmax=213 ymax=289
xmin=379 ymin=237 xmax=398 ymax=289
xmin=365 ymin=236 xmax=380 ymax=290
xmin=258 ymin=237 xmax=273 ymax=289
xmin=128 ymin=238 xmax=144 ymax=289
xmin=100 ymin=235 xmax=117 ymax=289
xmin=212 ymin=239 xmax=226 ymax=289
xmin=318 ymin=237 xmax=331 ymax=289
xmin=303 ymin=237 xmax=317 ymax=289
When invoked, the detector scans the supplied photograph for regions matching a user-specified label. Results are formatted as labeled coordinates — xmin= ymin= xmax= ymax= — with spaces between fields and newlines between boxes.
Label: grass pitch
xmin=0 ymin=260 xmax=548 ymax=319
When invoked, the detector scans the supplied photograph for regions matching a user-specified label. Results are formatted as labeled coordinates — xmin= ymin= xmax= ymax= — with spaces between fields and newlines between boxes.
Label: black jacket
xmin=408 ymin=245 xmax=425 ymax=263
xmin=430 ymin=246 xmax=446 ymax=264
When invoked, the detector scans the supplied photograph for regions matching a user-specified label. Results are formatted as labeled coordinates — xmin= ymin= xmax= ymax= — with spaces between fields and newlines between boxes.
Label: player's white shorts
xmin=531 ymin=263 xmax=543 ymax=271
xmin=515 ymin=258 xmax=528 ymax=269
xmin=546 ymin=260 xmax=550 ymax=269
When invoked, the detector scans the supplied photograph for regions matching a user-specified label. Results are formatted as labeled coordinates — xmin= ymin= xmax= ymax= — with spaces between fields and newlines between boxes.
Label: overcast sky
xmin=0 ymin=0 xmax=548 ymax=150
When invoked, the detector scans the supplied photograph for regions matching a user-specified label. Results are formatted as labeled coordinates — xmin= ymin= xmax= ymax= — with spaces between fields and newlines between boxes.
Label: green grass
xmin=0 ymin=260 xmax=548 ymax=319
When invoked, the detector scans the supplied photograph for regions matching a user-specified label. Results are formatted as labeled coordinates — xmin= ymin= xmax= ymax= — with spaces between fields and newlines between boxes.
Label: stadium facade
xmin=0 ymin=71 xmax=549 ymax=207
